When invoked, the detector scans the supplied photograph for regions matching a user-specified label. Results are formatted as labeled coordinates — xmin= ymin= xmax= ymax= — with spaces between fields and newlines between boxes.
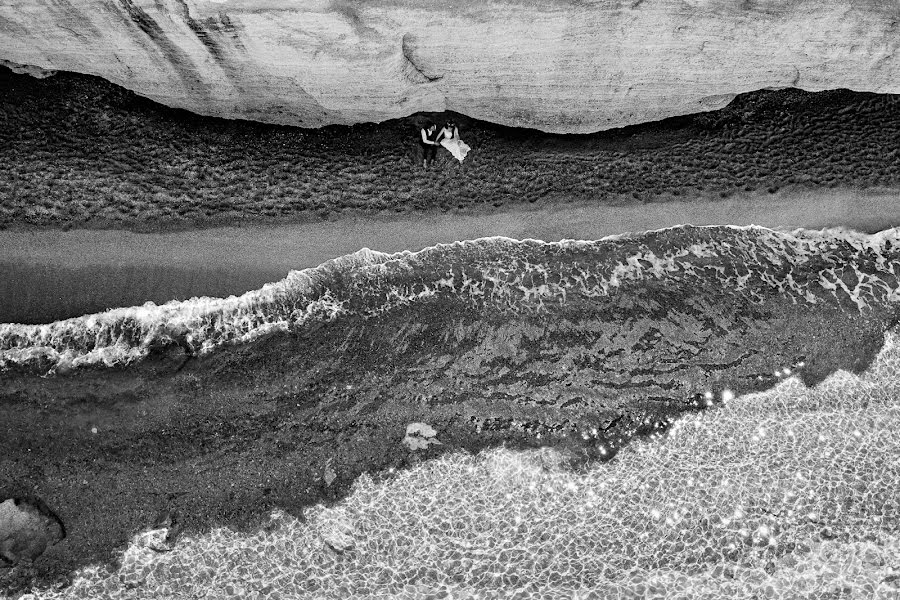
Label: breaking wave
xmin=2 ymin=225 xmax=899 ymax=373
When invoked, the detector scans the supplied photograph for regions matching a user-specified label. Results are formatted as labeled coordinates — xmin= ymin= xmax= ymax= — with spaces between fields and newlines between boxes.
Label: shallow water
xmin=0 ymin=262 xmax=287 ymax=324
xmin=1 ymin=187 xmax=898 ymax=323
xmin=22 ymin=331 xmax=900 ymax=600
xmin=3 ymin=220 xmax=899 ymax=598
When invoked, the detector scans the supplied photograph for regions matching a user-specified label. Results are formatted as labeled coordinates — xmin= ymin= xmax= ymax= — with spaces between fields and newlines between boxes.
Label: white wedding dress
xmin=439 ymin=129 xmax=471 ymax=163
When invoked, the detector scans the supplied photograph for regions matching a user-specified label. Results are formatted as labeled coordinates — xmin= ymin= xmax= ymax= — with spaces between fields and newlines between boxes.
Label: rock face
xmin=0 ymin=59 xmax=55 ymax=79
xmin=1 ymin=0 xmax=899 ymax=132
xmin=0 ymin=498 xmax=66 ymax=564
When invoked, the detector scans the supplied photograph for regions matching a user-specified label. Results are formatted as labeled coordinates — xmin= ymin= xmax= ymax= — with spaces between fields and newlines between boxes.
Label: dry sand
xmin=2 ymin=186 xmax=898 ymax=323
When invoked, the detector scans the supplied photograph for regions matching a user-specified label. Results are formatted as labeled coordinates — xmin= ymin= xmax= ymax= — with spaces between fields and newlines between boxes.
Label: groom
xmin=419 ymin=122 xmax=442 ymax=169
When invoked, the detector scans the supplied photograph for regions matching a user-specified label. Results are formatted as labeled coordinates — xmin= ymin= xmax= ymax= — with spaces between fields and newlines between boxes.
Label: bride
xmin=438 ymin=121 xmax=471 ymax=163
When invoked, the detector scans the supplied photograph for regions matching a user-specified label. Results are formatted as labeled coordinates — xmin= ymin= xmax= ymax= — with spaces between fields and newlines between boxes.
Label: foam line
xmin=2 ymin=225 xmax=898 ymax=373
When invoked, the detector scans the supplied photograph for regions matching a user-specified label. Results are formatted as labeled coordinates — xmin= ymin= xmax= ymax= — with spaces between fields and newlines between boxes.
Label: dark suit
xmin=420 ymin=127 xmax=440 ymax=162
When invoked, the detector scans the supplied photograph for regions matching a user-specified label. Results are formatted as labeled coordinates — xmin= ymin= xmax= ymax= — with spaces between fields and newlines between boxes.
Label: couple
xmin=420 ymin=121 xmax=471 ymax=168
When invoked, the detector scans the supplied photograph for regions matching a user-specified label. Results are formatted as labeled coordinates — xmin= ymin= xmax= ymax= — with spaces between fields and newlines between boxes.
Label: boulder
xmin=403 ymin=422 xmax=442 ymax=451
xmin=0 ymin=498 xmax=66 ymax=565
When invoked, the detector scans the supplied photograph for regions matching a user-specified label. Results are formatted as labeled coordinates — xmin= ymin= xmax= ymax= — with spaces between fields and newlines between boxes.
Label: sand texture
xmin=2 ymin=67 xmax=900 ymax=232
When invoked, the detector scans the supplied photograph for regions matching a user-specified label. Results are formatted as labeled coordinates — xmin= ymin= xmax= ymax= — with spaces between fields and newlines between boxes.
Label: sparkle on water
xmin=20 ymin=333 xmax=900 ymax=600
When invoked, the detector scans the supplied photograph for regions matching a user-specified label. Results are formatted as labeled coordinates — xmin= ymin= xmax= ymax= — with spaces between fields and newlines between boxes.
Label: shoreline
xmin=3 ymin=186 xmax=899 ymax=324
xmin=2 ymin=225 xmax=896 ymax=597
xmin=3 ymin=183 xmax=900 ymax=239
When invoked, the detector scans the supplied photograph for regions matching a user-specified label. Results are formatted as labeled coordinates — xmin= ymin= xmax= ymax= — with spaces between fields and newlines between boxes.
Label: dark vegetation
xmin=2 ymin=65 xmax=900 ymax=230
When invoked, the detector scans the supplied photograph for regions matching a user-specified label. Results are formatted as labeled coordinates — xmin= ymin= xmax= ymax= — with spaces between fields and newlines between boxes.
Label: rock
xmin=149 ymin=508 xmax=181 ymax=550
xmin=0 ymin=497 xmax=66 ymax=564
xmin=0 ymin=58 xmax=55 ymax=79
xmin=1 ymin=1 xmax=900 ymax=132
xmin=323 ymin=465 xmax=337 ymax=487
xmin=133 ymin=527 xmax=175 ymax=554
xmin=403 ymin=422 xmax=442 ymax=451
xmin=859 ymin=547 xmax=885 ymax=567
xmin=321 ymin=528 xmax=355 ymax=554
xmin=319 ymin=512 xmax=355 ymax=554
xmin=778 ymin=554 xmax=798 ymax=568
xmin=116 ymin=526 xmax=176 ymax=587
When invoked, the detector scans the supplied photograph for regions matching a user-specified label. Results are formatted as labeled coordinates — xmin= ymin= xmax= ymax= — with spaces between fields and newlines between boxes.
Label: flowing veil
xmin=440 ymin=135 xmax=471 ymax=163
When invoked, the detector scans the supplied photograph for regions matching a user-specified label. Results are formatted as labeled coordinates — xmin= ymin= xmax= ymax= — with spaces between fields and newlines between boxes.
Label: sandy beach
xmin=4 ymin=66 xmax=900 ymax=235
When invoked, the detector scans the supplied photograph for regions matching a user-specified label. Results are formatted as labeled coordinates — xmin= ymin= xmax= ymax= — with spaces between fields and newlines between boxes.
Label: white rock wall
xmin=1 ymin=0 xmax=898 ymax=132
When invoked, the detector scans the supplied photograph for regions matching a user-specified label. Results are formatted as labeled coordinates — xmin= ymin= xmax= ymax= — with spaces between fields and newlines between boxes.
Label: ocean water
xmin=2 ymin=224 xmax=899 ymax=375
xmin=0 ymin=261 xmax=290 ymax=325
xmin=17 ymin=326 xmax=900 ymax=599
xmin=3 ymin=223 xmax=900 ymax=599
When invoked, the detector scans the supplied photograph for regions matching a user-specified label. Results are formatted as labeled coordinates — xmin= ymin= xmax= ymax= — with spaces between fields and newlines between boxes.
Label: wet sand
xmin=2 ymin=186 xmax=898 ymax=323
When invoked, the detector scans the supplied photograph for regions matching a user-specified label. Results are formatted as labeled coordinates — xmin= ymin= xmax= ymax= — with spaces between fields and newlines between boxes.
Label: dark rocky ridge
xmin=2 ymin=65 xmax=900 ymax=231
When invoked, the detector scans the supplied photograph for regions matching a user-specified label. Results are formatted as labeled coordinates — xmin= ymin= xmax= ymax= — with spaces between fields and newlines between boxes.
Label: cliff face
xmin=1 ymin=0 xmax=899 ymax=132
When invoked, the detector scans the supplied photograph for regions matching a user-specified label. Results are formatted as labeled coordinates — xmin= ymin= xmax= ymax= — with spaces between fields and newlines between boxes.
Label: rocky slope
xmin=1 ymin=0 xmax=900 ymax=132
